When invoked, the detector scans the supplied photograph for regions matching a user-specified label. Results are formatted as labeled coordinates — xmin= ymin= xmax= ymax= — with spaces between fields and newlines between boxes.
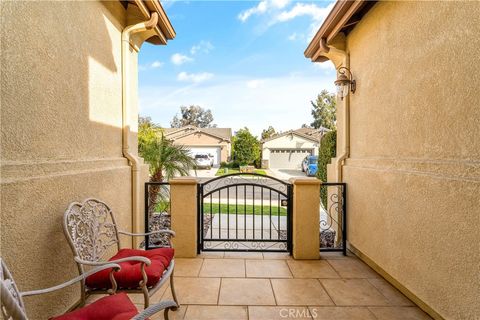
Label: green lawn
xmin=215 ymin=168 xmax=267 ymax=176
xmin=203 ymin=203 xmax=287 ymax=216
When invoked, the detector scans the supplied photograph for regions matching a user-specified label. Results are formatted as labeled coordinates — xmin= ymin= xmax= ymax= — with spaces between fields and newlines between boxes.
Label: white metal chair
xmin=0 ymin=258 xmax=177 ymax=320
xmin=62 ymin=198 xmax=178 ymax=308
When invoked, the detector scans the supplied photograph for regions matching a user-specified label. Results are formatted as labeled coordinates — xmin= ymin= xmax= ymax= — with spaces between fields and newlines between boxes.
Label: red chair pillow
xmin=50 ymin=293 xmax=138 ymax=320
xmin=86 ymin=248 xmax=174 ymax=289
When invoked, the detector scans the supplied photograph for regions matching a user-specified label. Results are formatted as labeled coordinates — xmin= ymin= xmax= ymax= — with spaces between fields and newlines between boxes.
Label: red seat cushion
xmin=50 ymin=293 xmax=138 ymax=320
xmin=86 ymin=248 xmax=174 ymax=289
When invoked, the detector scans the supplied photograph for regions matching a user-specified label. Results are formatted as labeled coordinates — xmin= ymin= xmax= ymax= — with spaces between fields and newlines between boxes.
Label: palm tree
xmin=141 ymin=133 xmax=195 ymax=182
xmin=138 ymin=117 xmax=196 ymax=216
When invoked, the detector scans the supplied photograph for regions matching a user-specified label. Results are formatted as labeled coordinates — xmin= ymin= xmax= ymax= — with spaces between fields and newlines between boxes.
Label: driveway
xmin=189 ymin=166 xmax=219 ymax=178
xmin=267 ymin=168 xmax=306 ymax=181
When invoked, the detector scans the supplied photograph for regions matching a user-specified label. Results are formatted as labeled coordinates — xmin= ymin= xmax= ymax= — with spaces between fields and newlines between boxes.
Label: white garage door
xmin=269 ymin=149 xmax=313 ymax=169
xmin=189 ymin=147 xmax=221 ymax=165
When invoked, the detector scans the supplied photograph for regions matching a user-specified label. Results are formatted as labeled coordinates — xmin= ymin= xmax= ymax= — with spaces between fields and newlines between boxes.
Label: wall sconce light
xmin=334 ymin=67 xmax=356 ymax=100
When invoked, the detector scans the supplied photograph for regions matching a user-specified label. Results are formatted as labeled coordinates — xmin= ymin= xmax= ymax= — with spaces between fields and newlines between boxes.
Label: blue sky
xmin=138 ymin=0 xmax=336 ymax=136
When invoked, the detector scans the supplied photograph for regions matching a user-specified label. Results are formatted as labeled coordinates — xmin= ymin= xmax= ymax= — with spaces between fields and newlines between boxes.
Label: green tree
xmin=317 ymin=130 xmax=337 ymax=208
xmin=232 ymin=128 xmax=261 ymax=166
xmin=261 ymin=126 xmax=276 ymax=140
xmin=310 ymin=90 xmax=336 ymax=130
xmin=170 ymin=105 xmax=216 ymax=128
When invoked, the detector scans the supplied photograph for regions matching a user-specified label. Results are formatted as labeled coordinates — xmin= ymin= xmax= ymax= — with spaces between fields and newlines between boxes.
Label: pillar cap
xmin=289 ymin=177 xmax=322 ymax=185
xmin=169 ymin=176 xmax=199 ymax=185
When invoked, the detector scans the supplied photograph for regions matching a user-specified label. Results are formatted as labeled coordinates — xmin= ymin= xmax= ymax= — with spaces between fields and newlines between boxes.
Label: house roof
xmin=127 ymin=0 xmax=176 ymax=45
xmin=163 ymin=126 xmax=232 ymax=142
xmin=304 ymin=0 xmax=376 ymax=62
xmin=261 ymin=127 xmax=330 ymax=143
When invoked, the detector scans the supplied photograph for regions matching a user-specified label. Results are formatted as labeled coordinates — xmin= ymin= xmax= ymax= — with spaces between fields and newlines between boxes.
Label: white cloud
xmin=238 ymin=0 xmax=290 ymax=22
xmin=151 ymin=61 xmax=163 ymax=68
xmin=276 ymin=3 xmax=330 ymax=23
xmin=190 ymin=40 xmax=214 ymax=55
xmin=287 ymin=33 xmax=298 ymax=41
xmin=246 ymin=79 xmax=265 ymax=89
xmin=177 ymin=72 xmax=214 ymax=83
xmin=171 ymin=53 xmax=194 ymax=65
xmin=314 ymin=60 xmax=335 ymax=71
xmin=139 ymin=74 xmax=335 ymax=136
xmin=139 ymin=60 xmax=164 ymax=71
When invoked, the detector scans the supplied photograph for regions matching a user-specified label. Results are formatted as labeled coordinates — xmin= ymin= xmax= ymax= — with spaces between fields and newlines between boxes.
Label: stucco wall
xmin=262 ymin=134 xmax=319 ymax=160
xmin=340 ymin=2 xmax=480 ymax=319
xmin=1 ymin=1 xmax=147 ymax=318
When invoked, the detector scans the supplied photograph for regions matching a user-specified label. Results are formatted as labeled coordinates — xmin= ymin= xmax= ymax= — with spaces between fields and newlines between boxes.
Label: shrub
xmin=230 ymin=160 xmax=240 ymax=169
xmin=318 ymin=130 xmax=336 ymax=208
xmin=220 ymin=161 xmax=228 ymax=168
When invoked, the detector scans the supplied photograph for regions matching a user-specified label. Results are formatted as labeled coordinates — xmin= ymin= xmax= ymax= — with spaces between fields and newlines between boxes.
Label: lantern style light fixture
xmin=334 ymin=67 xmax=356 ymax=100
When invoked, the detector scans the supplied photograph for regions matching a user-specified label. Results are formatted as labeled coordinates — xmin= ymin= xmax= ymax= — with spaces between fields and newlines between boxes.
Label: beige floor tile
xmin=85 ymin=293 xmax=109 ymax=306
xmin=320 ymin=252 xmax=353 ymax=259
xmin=246 ymin=260 xmax=292 ymax=278
xmin=309 ymin=306 xmax=376 ymax=319
xmin=224 ymin=251 xmax=263 ymax=259
xmin=184 ymin=305 xmax=248 ymax=320
xmin=199 ymin=258 xmax=246 ymax=277
xmin=128 ymin=278 xmax=170 ymax=305
xmin=320 ymin=279 xmax=390 ymax=306
xmin=128 ymin=293 xmax=146 ymax=305
xmin=262 ymin=252 xmax=292 ymax=260
xmin=287 ymin=260 xmax=340 ymax=279
xmin=174 ymin=258 xmax=204 ymax=277
xmin=327 ymin=259 xmax=380 ymax=278
xmin=271 ymin=279 xmax=334 ymax=306
xmin=367 ymin=278 xmax=414 ymax=306
xmin=161 ymin=277 xmax=220 ymax=305
xmin=219 ymin=278 xmax=276 ymax=305
xmin=148 ymin=305 xmax=187 ymax=320
xmin=198 ymin=251 xmax=225 ymax=259
xmin=368 ymin=307 xmax=432 ymax=319
xmin=249 ymin=306 xmax=311 ymax=320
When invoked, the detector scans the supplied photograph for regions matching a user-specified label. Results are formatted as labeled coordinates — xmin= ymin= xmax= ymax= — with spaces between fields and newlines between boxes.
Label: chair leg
xmin=80 ymin=284 xmax=86 ymax=307
xmin=142 ymin=285 xmax=150 ymax=308
xmin=170 ymin=271 xmax=179 ymax=311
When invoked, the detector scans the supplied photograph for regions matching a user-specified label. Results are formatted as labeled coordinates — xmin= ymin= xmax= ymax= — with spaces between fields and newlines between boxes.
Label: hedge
xmin=317 ymin=130 xmax=337 ymax=208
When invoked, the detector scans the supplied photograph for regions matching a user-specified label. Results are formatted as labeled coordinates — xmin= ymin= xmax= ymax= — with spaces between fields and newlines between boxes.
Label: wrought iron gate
xmin=198 ymin=173 xmax=292 ymax=252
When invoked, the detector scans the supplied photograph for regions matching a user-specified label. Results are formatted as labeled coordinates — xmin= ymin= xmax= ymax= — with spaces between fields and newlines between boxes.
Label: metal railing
xmin=144 ymin=182 xmax=171 ymax=250
xmin=320 ymin=182 xmax=347 ymax=255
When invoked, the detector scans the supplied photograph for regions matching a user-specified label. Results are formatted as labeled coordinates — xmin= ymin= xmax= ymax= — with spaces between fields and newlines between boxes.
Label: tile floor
xmin=88 ymin=251 xmax=433 ymax=319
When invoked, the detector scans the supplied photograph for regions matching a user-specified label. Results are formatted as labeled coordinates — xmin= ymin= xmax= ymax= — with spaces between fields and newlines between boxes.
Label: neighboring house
xmin=261 ymin=127 xmax=329 ymax=169
xmin=305 ymin=1 xmax=479 ymax=319
xmin=1 ymin=1 xmax=174 ymax=317
xmin=164 ymin=126 xmax=232 ymax=165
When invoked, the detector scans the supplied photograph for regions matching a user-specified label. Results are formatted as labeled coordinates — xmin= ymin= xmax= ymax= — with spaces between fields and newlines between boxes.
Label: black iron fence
xmin=319 ymin=183 xmax=347 ymax=255
xmin=198 ymin=173 xmax=292 ymax=252
xmin=144 ymin=182 xmax=171 ymax=250
xmin=144 ymin=180 xmax=345 ymax=254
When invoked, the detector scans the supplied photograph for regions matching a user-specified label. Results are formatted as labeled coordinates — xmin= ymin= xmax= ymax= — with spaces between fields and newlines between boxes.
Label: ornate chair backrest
xmin=63 ymin=198 xmax=120 ymax=264
xmin=0 ymin=258 xmax=28 ymax=320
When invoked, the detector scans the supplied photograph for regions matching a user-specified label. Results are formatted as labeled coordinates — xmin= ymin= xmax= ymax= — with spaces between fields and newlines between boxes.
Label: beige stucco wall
xmin=1 ymin=1 xmax=148 ymax=318
xmin=262 ymin=134 xmax=319 ymax=161
xmin=336 ymin=2 xmax=480 ymax=319
xmin=173 ymin=133 xmax=231 ymax=162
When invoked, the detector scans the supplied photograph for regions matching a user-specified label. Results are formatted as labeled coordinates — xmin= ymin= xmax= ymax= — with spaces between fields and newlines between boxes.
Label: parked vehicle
xmin=302 ymin=155 xmax=318 ymax=176
xmin=207 ymin=153 xmax=215 ymax=166
xmin=195 ymin=153 xmax=212 ymax=169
